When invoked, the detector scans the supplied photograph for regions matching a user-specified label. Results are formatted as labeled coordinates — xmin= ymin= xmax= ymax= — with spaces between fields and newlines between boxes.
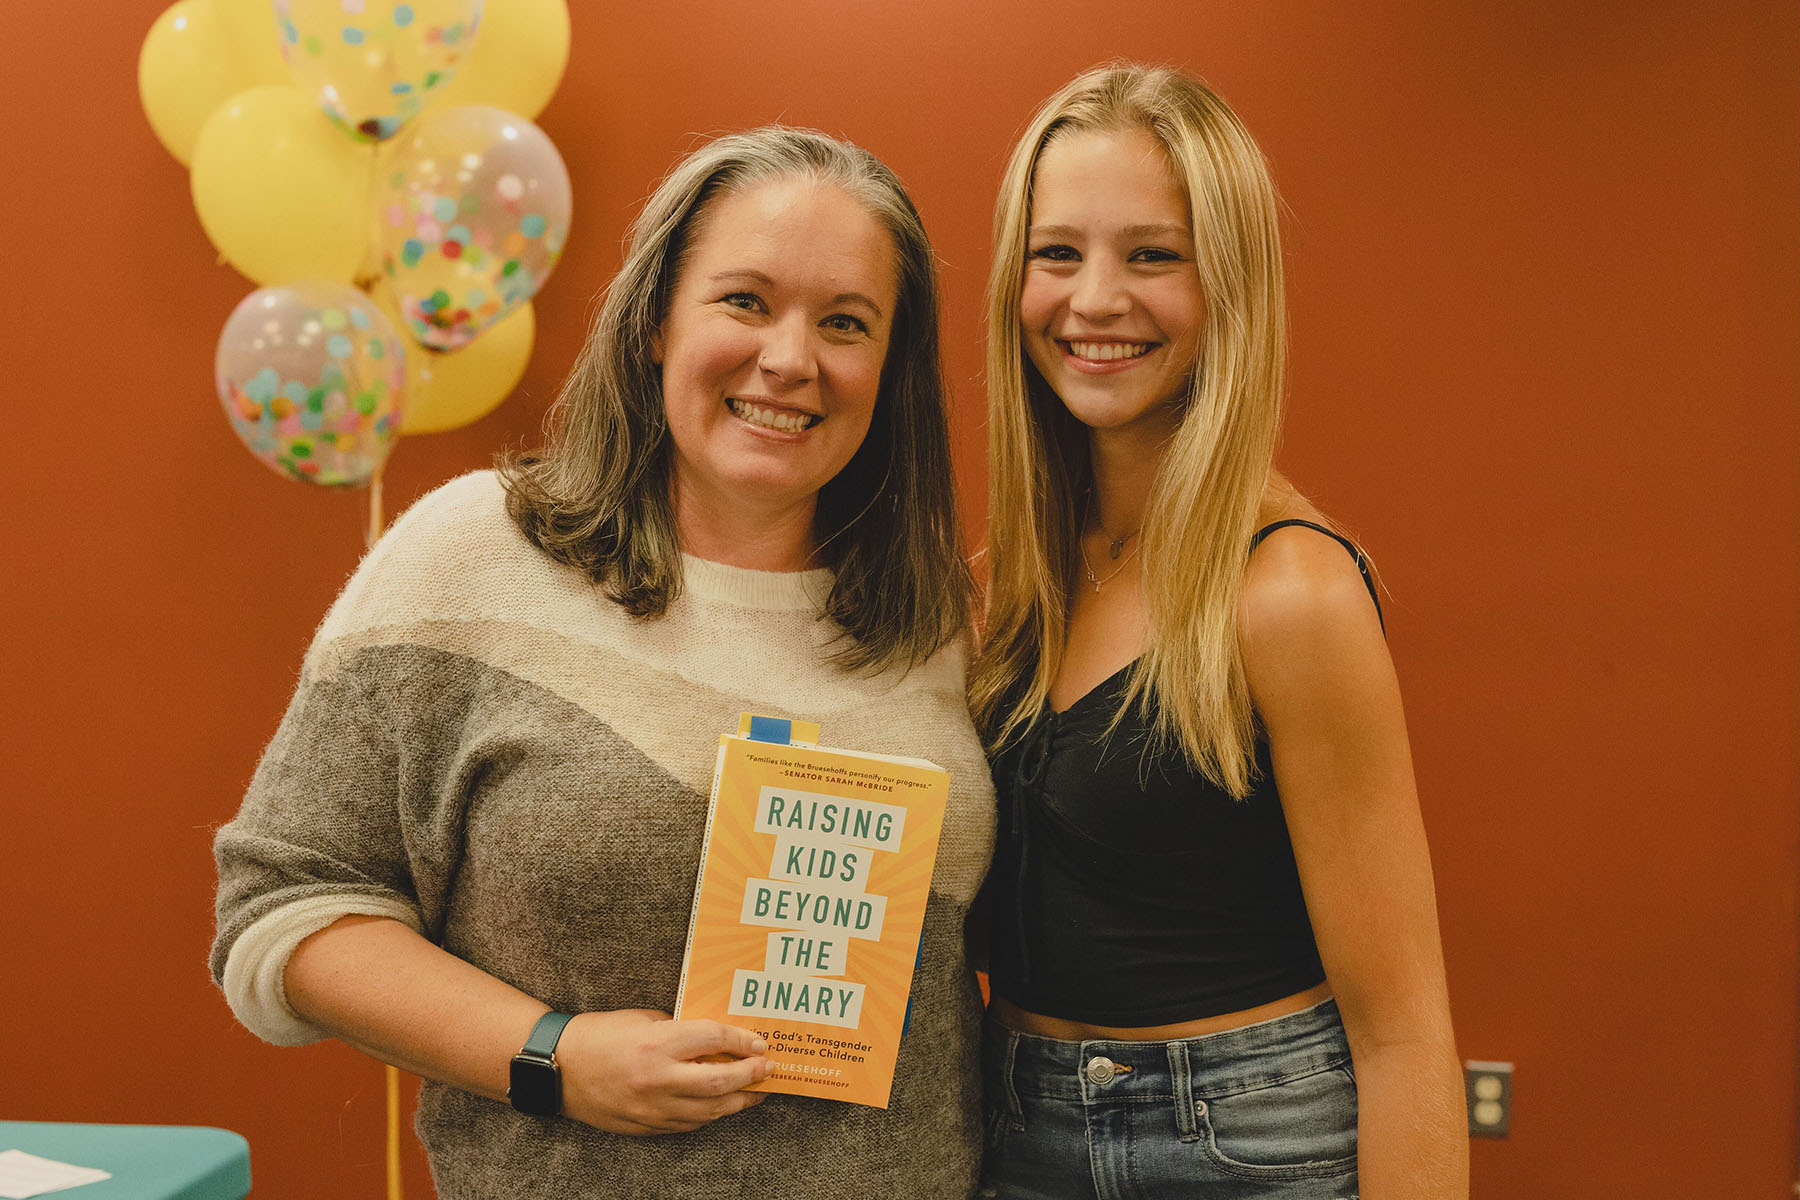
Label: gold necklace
xmin=1079 ymin=535 xmax=1141 ymax=592
xmin=1088 ymin=490 xmax=1138 ymax=560
xmin=1078 ymin=490 xmax=1142 ymax=592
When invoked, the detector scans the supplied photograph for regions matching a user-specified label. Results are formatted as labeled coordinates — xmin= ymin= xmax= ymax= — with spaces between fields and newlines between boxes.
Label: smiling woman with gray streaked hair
xmin=504 ymin=126 xmax=970 ymax=670
xmin=210 ymin=126 xmax=995 ymax=1199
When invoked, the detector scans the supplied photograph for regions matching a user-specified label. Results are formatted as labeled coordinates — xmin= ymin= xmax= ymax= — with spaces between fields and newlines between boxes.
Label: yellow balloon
xmin=138 ymin=0 xmax=256 ymax=166
xmin=190 ymin=86 xmax=375 ymax=285
xmin=432 ymin=0 xmax=570 ymax=120
xmin=395 ymin=300 xmax=536 ymax=434
xmin=210 ymin=0 xmax=295 ymax=86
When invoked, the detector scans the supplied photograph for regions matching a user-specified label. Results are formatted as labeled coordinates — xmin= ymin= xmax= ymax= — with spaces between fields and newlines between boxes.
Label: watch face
xmin=509 ymin=1053 xmax=560 ymax=1117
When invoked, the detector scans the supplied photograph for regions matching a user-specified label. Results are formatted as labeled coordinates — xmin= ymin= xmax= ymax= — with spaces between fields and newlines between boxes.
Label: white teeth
xmin=729 ymin=399 xmax=815 ymax=432
xmin=1067 ymin=340 xmax=1151 ymax=362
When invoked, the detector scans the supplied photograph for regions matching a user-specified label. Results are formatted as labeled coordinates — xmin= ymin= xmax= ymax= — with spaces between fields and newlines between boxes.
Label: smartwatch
xmin=508 ymin=1011 xmax=576 ymax=1117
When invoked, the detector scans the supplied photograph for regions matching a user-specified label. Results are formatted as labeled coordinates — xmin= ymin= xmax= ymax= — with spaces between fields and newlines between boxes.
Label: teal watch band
xmin=508 ymin=1011 xmax=576 ymax=1116
xmin=520 ymin=1011 xmax=576 ymax=1058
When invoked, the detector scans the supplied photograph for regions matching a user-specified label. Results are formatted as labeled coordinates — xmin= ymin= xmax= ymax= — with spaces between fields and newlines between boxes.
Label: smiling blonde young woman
xmin=971 ymin=65 xmax=1468 ymax=1199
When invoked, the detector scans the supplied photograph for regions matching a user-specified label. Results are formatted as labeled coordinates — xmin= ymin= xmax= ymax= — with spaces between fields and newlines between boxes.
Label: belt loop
xmin=1001 ymin=1028 xmax=1025 ymax=1129
xmin=1167 ymin=1040 xmax=1200 ymax=1142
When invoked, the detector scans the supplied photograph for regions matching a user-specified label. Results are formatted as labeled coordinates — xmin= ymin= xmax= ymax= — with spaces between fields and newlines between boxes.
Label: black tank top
xmin=983 ymin=520 xmax=1381 ymax=1024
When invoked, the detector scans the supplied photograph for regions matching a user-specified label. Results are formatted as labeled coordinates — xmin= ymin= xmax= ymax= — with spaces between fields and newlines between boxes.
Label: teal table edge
xmin=0 ymin=1122 xmax=250 ymax=1200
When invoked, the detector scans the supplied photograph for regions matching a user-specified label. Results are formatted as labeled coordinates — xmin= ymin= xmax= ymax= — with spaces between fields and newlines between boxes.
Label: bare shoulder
xmin=1241 ymin=522 xmax=1381 ymax=652
xmin=1239 ymin=518 xmax=1392 ymax=739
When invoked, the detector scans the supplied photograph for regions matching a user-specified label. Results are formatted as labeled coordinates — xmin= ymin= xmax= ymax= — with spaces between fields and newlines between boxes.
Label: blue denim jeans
xmin=978 ymin=999 xmax=1359 ymax=1200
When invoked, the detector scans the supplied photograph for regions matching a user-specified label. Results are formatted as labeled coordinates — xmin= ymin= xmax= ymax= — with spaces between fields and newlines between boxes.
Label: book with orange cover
xmin=672 ymin=713 xmax=951 ymax=1109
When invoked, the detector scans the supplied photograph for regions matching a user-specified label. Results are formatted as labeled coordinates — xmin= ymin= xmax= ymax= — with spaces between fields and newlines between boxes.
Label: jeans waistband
xmin=983 ymin=997 xmax=1351 ymax=1110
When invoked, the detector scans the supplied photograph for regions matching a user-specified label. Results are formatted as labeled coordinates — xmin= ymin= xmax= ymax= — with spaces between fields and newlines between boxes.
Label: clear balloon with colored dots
xmin=376 ymin=104 xmax=572 ymax=351
xmin=215 ymin=282 xmax=407 ymax=487
xmin=275 ymin=0 xmax=483 ymax=142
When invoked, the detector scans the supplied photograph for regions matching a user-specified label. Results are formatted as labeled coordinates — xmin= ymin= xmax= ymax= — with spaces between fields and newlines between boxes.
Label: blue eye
xmin=721 ymin=292 xmax=762 ymax=311
xmin=822 ymin=313 xmax=870 ymax=335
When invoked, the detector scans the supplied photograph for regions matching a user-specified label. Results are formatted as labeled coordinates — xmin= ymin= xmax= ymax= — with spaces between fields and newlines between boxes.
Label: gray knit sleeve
xmin=210 ymin=659 xmax=435 ymax=1044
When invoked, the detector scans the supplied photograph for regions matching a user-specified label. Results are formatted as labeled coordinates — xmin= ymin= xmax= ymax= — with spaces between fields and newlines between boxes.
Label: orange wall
xmin=3 ymin=3 xmax=1794 ymax=1197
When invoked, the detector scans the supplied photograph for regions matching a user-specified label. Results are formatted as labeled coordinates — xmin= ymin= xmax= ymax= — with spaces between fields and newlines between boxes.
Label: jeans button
xmin=1084 ymin=1056 xmax=1117 ymax=1085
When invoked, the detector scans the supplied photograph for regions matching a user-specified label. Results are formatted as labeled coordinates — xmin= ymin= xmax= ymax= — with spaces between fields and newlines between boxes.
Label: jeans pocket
xmin=1194 ymin=1062 xmax=1358 ymax=1181
xmin=976 ymin=1100 xmax=1011 ymax=1198
xmin=983 ymin=1100 xmax=1010 ymax=1152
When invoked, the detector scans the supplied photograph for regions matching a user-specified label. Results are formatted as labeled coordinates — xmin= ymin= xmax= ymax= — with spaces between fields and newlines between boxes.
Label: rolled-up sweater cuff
xmin=220 ymin=894 xmax=424 ymax=1046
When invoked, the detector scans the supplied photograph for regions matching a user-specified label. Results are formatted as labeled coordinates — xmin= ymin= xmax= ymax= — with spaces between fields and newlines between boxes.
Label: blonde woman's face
xmin=1019 ymin=127 xmax=1204 ymax=439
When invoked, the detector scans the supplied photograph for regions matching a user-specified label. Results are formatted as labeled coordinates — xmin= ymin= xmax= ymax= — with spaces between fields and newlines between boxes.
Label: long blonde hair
xmin=969 ymin=64 xmax=1287 ymax=797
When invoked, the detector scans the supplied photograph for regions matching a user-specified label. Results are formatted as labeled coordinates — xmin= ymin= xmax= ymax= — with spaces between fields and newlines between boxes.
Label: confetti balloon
xmin=216 ymin=282 xmax=407 ymax=486
xmin=376 ymin=104 xmax=570 ymax=350
xmin=431 ymin=0 xmax=569 ymax=120
xmin=276 ymin=0 xmax=483 ymax=141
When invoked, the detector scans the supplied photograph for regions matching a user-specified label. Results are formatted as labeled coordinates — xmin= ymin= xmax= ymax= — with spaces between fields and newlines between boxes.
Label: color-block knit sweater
xmin=211 ymin=471 xmax=995 ymax=1199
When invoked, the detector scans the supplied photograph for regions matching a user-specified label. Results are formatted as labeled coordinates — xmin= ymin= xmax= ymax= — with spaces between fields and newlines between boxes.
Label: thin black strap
xmin=1249 ymin=519 xmax=1384 ymax=631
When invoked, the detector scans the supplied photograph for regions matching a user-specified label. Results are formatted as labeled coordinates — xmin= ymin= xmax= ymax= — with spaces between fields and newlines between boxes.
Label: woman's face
xmin=654 ymin=176 xmax=896 ymax=532
xmin=1019 ymin=126 xmax=1205 ymax=440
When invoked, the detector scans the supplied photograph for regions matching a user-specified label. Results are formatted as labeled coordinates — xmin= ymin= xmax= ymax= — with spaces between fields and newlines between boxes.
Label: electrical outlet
xmin=1465 ymin=1060 xmax=1512 ymax=1137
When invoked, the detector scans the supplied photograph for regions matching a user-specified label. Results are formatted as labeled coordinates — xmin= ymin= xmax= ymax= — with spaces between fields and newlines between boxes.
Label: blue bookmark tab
xmin=746 ymin=715 xmax=793 ymax=745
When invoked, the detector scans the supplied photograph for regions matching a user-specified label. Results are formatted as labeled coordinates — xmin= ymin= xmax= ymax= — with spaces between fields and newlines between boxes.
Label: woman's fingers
xmin=668 ymin=1050 xmax=771 ymax=1097
xmin=665 ymin=1018 xmax=768 ymax=1062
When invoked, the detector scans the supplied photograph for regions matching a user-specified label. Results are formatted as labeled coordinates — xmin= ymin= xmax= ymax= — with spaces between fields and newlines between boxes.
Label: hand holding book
xmin=553 ymin=1009 xmax=772 ymax=1134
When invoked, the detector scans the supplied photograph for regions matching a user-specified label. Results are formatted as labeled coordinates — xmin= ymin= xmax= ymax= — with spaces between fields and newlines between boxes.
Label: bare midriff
xmin=989 ymin=980 xmax=1335 ymax=1042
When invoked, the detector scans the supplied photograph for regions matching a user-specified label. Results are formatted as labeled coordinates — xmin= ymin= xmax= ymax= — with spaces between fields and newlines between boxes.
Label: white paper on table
xmin=0 ymin=1150 xmax=113 ymax=1199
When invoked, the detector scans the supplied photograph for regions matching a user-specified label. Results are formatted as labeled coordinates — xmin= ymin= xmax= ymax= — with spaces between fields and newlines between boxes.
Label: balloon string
xmin=369 ymin=456 xmax=398 ymax=1200
xmin=385 ymin=1064 xmax=402 ymax=1200
xmin=367 ymin=463 xmax=386 ymax=552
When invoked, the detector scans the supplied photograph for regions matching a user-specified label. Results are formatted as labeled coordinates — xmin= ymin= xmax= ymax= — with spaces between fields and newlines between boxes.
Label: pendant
xmin=1109 ymin=538 xmax=1125 ymax=560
